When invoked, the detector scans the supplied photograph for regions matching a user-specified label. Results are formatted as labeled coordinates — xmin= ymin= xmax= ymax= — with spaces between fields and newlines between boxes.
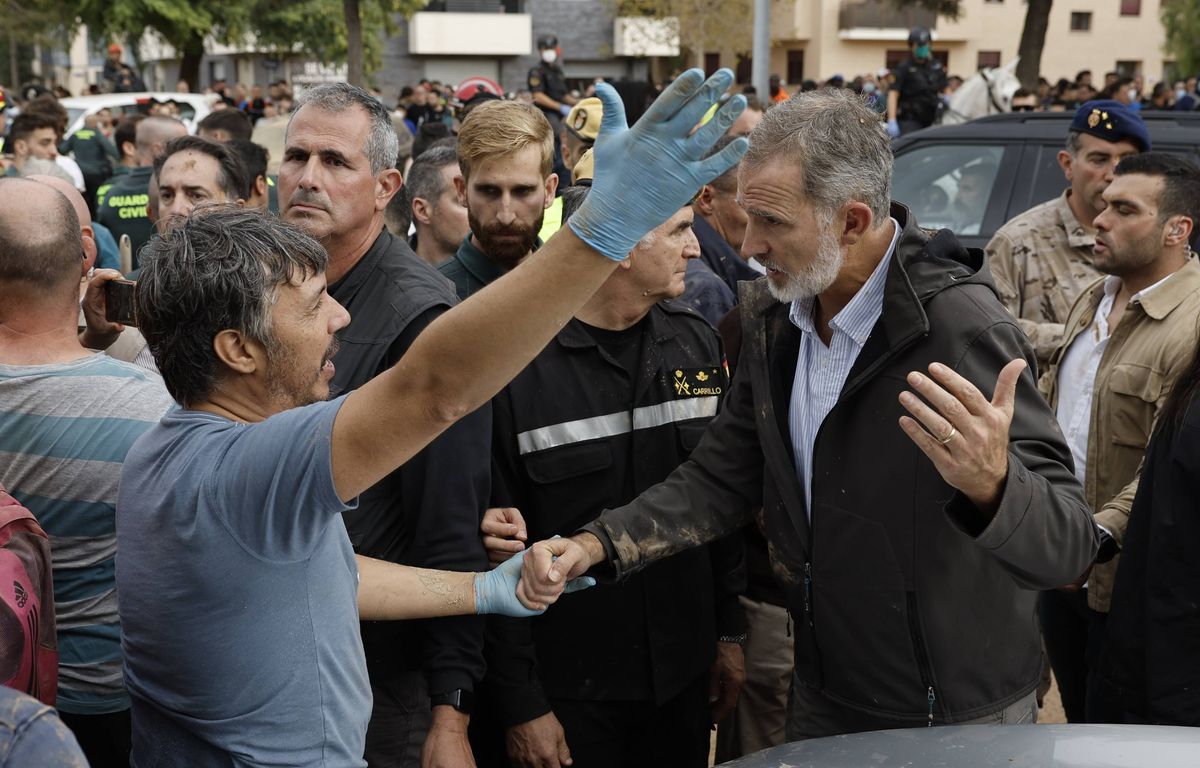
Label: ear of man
xmin=212 ymin=329 xmax=262 ymax=376
xmin=693 ymin=185 xmax=718 ymax=217
xmin=375 ymin=168 xmax=403 ymax=212
xmin=412 ymin=197 xmax=435 ymax=226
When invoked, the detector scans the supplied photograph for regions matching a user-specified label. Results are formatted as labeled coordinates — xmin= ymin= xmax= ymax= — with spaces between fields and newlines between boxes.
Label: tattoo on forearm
xmin=419 ymin=572 xmax=467 ymax=609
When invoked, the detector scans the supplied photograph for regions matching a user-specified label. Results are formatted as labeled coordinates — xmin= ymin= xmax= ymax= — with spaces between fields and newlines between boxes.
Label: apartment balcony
xmin=612 ymin=16 xmax=680 ymax=57
xmin=838 ymin=0 xmax=936 ymax=41
xmin=408 ymin=1 xmax=531 ymax=56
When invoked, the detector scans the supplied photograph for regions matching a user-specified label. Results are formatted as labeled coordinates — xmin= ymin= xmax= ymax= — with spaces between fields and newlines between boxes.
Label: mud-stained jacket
xmin=583 ymin=203 xmax=1098 ymax=724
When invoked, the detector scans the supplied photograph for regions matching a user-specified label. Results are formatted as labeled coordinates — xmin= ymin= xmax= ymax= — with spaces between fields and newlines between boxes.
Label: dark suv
xmin=891 ymin=110 xmax=1200 ymax=249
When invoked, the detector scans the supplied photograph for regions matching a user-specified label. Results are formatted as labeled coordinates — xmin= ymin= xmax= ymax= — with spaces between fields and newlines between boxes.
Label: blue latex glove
xmin=568 ymin=68 xmax=749 ymax=261
xmin=559 ymin=103 xmax=572 ymax=117
xmin=886 ymin=118 xmax=901 ymax=138
xmin=474 ymin=548 xmax=596 ymax=617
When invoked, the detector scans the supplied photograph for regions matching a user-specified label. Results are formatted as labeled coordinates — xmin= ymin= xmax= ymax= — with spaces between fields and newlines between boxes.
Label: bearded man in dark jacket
xmin=519 ymin=88 xmax=1099 ymax=739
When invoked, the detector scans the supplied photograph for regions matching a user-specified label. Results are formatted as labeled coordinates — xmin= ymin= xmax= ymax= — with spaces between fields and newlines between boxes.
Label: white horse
xmin=942 ymin=58 xmax=1022 ymax=124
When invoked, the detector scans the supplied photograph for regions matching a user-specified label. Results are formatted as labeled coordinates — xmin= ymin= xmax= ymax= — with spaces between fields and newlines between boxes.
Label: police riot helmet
xmin=537 ymin=34 xmax=559 ymax=50
xmin=908 ymin=27 xmax=932 ymax=47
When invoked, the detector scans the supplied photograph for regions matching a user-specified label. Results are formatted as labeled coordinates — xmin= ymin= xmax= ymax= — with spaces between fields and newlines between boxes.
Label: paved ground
xmin=1040 ymin=674 xmax=1067 ymax=723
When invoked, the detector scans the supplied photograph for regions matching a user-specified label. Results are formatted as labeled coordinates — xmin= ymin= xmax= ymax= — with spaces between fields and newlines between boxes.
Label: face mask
xmin=541 ymin=49 xmax=557 ymax=64
xmin=863 ymin=83 xmax=877 ymax=94
xmin=915 ymin=44 xmax=931 ymax=59
xmin=1128 ymin=88 xmax=1139 ymax=102
xmin=1177 ymin=89 xmax=1187 ymax=101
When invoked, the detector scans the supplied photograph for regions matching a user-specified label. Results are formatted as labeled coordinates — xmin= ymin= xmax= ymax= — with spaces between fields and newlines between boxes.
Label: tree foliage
xmin=73 ymin=0 xmax=428 ymax=89
xmin=2 ymin=0 xmax=79 ymax=86
xmin=1162 ymin=0 xmax=1200 ymax=76
xmin=618 ymin=0 xmax=753 ymax=69
xmin=886 ymin=0 xmax=962 ymax=21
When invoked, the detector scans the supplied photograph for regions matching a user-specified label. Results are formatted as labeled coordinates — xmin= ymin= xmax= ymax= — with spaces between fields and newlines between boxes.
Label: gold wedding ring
xmin=937 ymin=427 xmax=958 ymax=445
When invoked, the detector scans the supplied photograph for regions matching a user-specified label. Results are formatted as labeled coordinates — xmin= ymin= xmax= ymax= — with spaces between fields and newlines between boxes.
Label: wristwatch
xmin=430 ymin=688 xmax=475 ymax=715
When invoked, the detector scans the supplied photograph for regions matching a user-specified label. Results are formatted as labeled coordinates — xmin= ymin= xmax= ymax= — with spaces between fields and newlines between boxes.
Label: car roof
xmin=60 ymin=92 xmax=211 ymax=110
xmin=720 ymin=724 xmax=1200 ymax=768
xmin=895 ymin=109 xmax=1200 ymax=148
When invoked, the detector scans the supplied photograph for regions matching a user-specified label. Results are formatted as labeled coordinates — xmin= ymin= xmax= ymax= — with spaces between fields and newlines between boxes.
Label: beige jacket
xmin=1041 ymin=257 xmax=1200 ymax=611
xmin=988 ymin=190 xmax=1103 ymax=365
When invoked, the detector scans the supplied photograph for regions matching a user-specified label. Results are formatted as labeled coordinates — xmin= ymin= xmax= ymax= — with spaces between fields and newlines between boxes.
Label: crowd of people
xmin=1 ymin=27 xmax=1199 ymax=768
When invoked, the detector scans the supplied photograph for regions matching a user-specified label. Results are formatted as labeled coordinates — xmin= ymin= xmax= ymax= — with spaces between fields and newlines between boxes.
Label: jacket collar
xmin=694 ymin=215 xmax=760 ymax=289
xmin=453 ymin=235 xmax=510 ymax=287
xmin=741 ymin=202 xmax=991 ymax=403
xmin=329 ymin=226 xmax=389 ymax=304
xmin=1135 ymin=257 xmax=1200 ymax=320
xmin=557 ymin=304 xmax=679 ymax=350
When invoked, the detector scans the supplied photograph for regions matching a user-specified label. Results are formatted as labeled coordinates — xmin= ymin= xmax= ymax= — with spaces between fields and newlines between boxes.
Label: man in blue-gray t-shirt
xmin=113 ymin=71 xmax=747 ymax=766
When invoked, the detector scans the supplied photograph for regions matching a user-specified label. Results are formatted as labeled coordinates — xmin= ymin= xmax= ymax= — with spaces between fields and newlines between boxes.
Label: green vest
xmin=96 ymin=166 xmax=154 ymax=269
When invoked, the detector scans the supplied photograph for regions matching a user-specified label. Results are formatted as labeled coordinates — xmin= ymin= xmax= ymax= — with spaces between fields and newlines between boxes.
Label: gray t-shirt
xmin=116 ymin=397 xmax=369 ymax=767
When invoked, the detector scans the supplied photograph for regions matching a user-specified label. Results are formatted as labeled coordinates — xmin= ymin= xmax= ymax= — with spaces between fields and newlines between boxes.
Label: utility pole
xmin=751 ymin=0 xmax=769 ymax=97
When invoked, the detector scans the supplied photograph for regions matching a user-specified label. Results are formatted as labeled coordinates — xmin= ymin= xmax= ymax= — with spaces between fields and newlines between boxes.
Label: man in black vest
xmin=280 ymin=82 xmax=490 ymax=768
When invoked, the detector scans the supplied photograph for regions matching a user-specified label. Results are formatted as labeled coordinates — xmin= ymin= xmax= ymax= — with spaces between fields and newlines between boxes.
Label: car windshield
xmin=66 ymin=107 xmax=86 ymax=127
xmin=893 ymin=144 xmax=1005 ymax=236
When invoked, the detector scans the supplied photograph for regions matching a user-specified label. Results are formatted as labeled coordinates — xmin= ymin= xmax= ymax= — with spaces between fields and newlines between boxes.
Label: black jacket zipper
xmin=906 ymin=591 xmax=939 ymax=726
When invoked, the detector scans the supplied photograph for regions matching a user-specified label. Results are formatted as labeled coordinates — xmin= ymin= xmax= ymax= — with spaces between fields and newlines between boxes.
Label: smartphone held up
xmin=104 ymin=279 xmax=138 ymax=327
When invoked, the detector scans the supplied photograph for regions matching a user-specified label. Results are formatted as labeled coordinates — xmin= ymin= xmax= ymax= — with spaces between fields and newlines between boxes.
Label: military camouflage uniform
xmin=986 ymin=190 xmax=1102 ymax=366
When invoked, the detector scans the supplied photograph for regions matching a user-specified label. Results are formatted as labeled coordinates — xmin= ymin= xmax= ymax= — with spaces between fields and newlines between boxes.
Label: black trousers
xmin=59 ymin=708 xmax=131 ymax=768
xmin=473 ymin=673 xmax=710 ymax=768
xmin=1039 ymin=588 xmax=1107 ymax=723
xmin=363 ymin=669 xmax=431 ymax=768
xmin=553 ymin=674 xmax=710 ymax=768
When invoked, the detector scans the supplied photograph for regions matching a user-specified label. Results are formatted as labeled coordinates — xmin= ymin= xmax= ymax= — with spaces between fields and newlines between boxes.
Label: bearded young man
xmin=521 ymin=88 xmax=1099 ymax=739
xmin=438 ymin=100 xmax=558 ymax=299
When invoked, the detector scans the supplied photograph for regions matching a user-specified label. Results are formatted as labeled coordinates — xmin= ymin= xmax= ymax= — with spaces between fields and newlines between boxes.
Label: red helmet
xmin=452 ymin=77 xmax=504 ymax=110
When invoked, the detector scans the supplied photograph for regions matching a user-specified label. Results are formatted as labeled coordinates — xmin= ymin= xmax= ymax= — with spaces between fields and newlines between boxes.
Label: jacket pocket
xmin=1106 ymin=363 xmax=1162 ymax=448
xmin=677 ymin=423 xmax=707 ymax=453
xmin=522 ymin=442 xmax=615 ymax=533
xmin=524 ymin=441 xmax=613 ymax=484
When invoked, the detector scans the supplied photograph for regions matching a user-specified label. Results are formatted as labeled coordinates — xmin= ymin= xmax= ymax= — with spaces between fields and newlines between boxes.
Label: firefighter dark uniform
xmin=477 ymin=302 xmax=746 ymax=767
xmin=892 ymin=54 xmax=946 ymax=134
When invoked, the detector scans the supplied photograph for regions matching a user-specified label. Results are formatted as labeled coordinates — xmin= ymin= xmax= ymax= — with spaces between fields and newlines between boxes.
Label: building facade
xmin=762 ymin=0 xmax=1169 ymax=84
xmin=377 ymin=0 xmax=678 ymax=98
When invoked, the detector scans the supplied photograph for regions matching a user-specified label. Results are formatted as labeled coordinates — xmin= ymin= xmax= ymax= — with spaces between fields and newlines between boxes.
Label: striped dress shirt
xmin=788 ymin=219 xmax=900 ymax=517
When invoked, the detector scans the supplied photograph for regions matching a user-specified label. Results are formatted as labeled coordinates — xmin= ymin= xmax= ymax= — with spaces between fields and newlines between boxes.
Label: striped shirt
xmin=788 ymin=219 xmax=900 ymax=517
xmin=0 ymin=354 xmax=173 ymax=715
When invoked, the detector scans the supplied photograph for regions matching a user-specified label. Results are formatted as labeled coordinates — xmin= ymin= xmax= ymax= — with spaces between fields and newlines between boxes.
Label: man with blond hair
xmin=438 ymin=100 xmax=558 ymax=299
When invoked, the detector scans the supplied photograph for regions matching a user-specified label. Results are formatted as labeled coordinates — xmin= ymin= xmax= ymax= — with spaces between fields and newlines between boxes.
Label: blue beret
xmin=1070 ymin=100 xmax=1151 ymax=152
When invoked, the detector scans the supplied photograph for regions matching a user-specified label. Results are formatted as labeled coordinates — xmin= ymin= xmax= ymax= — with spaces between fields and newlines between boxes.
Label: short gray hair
xmin=743 ymin=88 xmax=892 ymax=226
xmin=1065 ymin=129 xmax=1083 ymax=155
xmin=404 ymin=145 xmax=459 ymax=213
xmin=292 ymin=82 xmax=400 ymax=175
xmin=136 ymin=206 xmax=329 ymax=406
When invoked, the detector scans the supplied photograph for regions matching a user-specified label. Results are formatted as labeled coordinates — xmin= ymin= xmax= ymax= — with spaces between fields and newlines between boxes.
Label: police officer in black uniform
xmin=528 ymin=34 xmax=577 ymax=182
xmin=886 ymin=27 xmax=947 ymax=137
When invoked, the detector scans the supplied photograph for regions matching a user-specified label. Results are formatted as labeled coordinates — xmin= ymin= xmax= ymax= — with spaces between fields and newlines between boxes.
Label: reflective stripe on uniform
xmin=517 ymin=396 xmax=717 ymax=455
